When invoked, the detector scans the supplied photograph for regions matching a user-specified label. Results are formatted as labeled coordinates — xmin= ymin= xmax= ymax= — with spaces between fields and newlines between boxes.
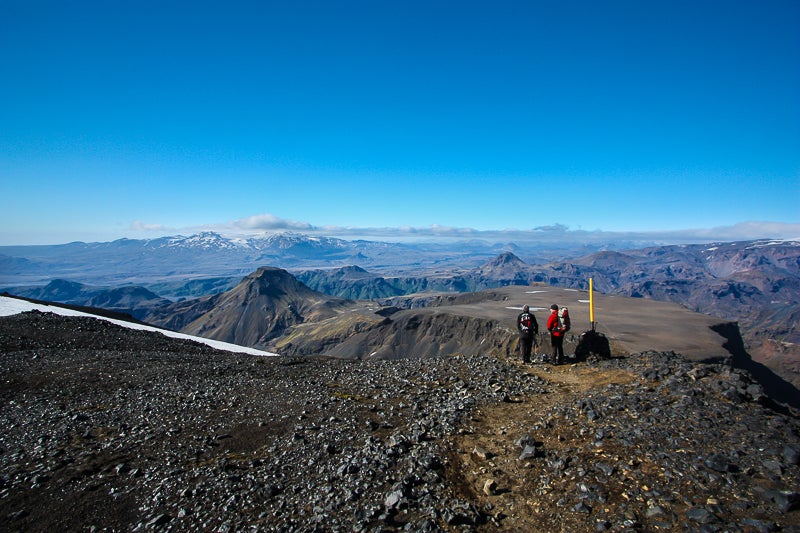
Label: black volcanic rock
xmin=1 ymin=311 xmax=799 ymax=532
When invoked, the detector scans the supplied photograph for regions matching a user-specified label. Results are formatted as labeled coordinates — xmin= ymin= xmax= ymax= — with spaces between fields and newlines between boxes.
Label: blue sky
xmin=1 ymin=0 xmax=798 ymax=245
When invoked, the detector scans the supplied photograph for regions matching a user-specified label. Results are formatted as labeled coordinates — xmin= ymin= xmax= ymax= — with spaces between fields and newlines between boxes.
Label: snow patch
xmin=0 ymin=296 xmax=277 ymax=356
xmin=747 ymin=239 xmax=800 ymax=249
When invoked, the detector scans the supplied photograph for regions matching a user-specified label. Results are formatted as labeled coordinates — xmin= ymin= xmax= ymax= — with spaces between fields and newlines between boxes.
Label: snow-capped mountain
xmin=159 ymin=231 xmax=250 ymax=250
xmin=0 ymin=231 xmax=533 ymax=286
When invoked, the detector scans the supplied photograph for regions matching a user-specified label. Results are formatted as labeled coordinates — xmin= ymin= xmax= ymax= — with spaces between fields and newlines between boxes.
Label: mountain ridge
xmin=0 ymin=231 xmax=647 ymax=286
xmin=3 ymin=234 xmax=798 ymax=388
xmin=146 ymin=266 xmax=353 ymax=349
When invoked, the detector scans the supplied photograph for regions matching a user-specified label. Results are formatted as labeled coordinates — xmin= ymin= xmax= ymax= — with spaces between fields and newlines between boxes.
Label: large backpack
xmin=520 ymin=312 xmax=534 ymax=333
xmin=558 ymin=307 xmax=571 ymax=332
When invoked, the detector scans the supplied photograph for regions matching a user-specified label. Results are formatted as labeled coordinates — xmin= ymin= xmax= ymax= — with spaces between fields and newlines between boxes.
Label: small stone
xmin=646 ymin=505 xmax=665 ymax=517
xmin=704 ymin=454 xmax=732 ymax=473
xmin=384 ymin=490 xmax=403 ymax=510
xmin=783 ymin=444 xmax=800 ymax=465
xmin=472 ymin=447 xmax=491 ymax=460
xmin=773 ymin=491 xmax=800 ymax=513
xmin=514 ymin=435 xmax=535 ymax=448
xmin=595 ymin=462 xmax=614 ymax=477
xmin=31 ymin=474 xmax=50 ymax=485
xmin=685 ymin=507 xmax=716 ymax=524
xmin=595 ymin=519 xmax=612 ymax=531
xmin=8 ymin=510 xmax=29 ymax=520
xmin=145 ymin=514 xmax=171 ymax=528
xmin=572 ymin=501 xmax=592 ymax=514
xmin=519 ymin=445 xmax=538 ymax=460
xmin=763 ymin=460 xmax=783 ymax=475
xmin=483 ymin=479 xmax=497 ymax=496
xmin=741 ymin=518 xmax=777 ymax=532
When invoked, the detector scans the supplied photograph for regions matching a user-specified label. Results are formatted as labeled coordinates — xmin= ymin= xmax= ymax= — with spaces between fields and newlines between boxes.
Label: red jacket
xmin=547 ymin=311 xmax=564 ymax=337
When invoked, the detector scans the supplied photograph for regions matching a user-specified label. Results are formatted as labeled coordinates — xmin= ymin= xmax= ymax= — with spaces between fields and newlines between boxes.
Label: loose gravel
xmin=1 ymin=311 xmax=799 ymax=532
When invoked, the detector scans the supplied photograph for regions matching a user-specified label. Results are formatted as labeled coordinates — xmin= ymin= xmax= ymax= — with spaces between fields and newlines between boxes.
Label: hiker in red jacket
xmin=547 ymin=304 xmax=565 ymax=365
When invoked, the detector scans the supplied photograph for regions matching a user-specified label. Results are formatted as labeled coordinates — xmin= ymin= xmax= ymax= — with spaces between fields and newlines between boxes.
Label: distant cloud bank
xmin=128 ymin=214 xmax=800 ymax=246
xmin=231 ymin=214 xmax=316 ymax=232
xmin=131 ymin=221 xmax=172 ymax=232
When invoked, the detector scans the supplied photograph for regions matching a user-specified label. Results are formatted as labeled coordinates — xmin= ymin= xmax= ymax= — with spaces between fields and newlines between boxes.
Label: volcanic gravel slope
xmin=1 ymin=311 xmax=800 ymax=532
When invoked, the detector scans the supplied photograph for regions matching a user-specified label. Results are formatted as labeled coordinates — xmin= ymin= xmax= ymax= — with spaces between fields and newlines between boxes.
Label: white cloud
xmin=678 ymin=221 xmax=800 ymax=241
xmin=129 ymin=214 xmax=800 ymax=246
xmin=231 ymin=214 xmax=316 ymax=232
xmin=308 ymin=220 xmax=800 ymax=245
xmin=532 ymin=223 xmax=570 ymax=233
xmin=130 ymin=220 xmax=173 ymax=232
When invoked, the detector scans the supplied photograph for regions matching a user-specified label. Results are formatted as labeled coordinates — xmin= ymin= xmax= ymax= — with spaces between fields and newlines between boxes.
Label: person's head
xmin=550 ymin=304 xmax=558 ymax=312
xmin=522 ymin=305 xmax=529 ymax=312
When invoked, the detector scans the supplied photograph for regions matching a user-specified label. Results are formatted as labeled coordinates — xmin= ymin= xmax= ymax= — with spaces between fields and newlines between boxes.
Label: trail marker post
xmin=589 ymin=277 xmax=595 ymax=331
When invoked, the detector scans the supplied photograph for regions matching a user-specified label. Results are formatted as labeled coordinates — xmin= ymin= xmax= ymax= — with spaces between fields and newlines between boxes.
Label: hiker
xmin=516 ymin=305 xmax=538 ymax=363
xmin=547 ymin=304 xmax=566 ymax=365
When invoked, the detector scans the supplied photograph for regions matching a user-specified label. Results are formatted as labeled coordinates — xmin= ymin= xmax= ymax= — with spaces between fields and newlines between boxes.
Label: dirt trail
xmin=445 ymin=361 xmax=637 ymax=531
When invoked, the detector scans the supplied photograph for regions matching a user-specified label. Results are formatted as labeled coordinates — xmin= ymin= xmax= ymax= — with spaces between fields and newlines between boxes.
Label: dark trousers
xmin=519 ymin=335 xmax=533 ymax=362
xmin=551 ymin=334 xmax=564 ymax=364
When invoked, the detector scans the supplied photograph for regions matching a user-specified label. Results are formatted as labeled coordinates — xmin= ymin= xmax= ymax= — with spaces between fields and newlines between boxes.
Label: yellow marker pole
xmin=589 ymin=277 xmax=595 ymax=330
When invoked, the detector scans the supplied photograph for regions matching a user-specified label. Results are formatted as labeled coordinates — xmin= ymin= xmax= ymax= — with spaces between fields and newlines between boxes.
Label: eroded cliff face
xmin=274 ymin=308 xmax=583 ymax=361
xmin=334 ymin=310 xmax=513 ymax=360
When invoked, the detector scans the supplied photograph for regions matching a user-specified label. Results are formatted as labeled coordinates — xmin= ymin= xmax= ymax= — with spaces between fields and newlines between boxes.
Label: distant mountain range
xmin=297 ymin=241 xmax=800 ymax=338
xmin=0 ymin=231 xmax=614 ymax=287
xmin=4 ymin=233 xmax=797 ymax=333
xmin=2 ymin=233 xmax=798 ymax=386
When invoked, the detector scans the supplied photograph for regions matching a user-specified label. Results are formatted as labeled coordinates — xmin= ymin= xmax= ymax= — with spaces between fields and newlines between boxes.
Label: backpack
xmin=558 ymin=307 xmax=571 ymax=332
xmin=519 ymin=312 xmax=533 ymax=333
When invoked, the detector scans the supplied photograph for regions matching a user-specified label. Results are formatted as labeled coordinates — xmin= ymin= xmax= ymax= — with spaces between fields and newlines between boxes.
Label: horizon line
xmin=3 ymin=217 xmax=800 ymax=247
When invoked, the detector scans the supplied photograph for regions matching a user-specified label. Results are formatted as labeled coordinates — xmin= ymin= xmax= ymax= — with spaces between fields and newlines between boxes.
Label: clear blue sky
xmin=1 ymin=0 xmax=798 ymax=245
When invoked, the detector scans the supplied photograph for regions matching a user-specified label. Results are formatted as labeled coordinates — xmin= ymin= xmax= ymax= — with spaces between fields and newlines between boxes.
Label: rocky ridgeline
xmin=1 ymin=311 xmax=799 ymax=532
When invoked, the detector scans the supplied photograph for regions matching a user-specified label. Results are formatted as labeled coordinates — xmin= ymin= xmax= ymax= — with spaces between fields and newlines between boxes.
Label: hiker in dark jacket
xmin=517 ymin=305 xmax=538 ymax=363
